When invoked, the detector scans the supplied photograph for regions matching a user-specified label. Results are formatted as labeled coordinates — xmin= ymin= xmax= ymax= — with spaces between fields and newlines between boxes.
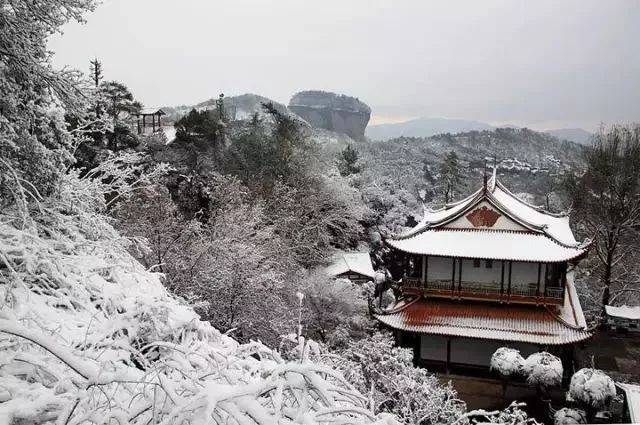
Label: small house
xmin=605 ymin=305 xmax=640 ymax=333
xmin=326 ymin=252 xmax=375 ymax=284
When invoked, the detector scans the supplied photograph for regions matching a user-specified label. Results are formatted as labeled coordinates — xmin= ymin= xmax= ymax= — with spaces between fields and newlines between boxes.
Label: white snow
xmin=605 ymin=305 xmax=640 ymax=320
xmin=569 ymin=368 xmax=616 ymax=409
xmin=387 ymin=229 xmax=585 ymax=262
xmin=326 ymin=251 xmax=375 ymax=279
xmin=617 ymin=383 xmax=640 ymax=424
xmin=554 ymin=407 xmax=586 ymax=425
xmin=490 ymin=347 xmax=525 ymax=377
xmin=0 ymin=172 xmax=397 ymax=425
xmin=522 ymin=352 xmax=563 ymax=391
xmin=394 ymin=176 xmax=583 ymax=249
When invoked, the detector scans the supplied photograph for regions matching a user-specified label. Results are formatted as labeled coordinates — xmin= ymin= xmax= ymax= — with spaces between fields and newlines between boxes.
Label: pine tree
xmin=439 ymin=151 xmax=462 ymax=203
xmin=89 ymin=58 xmax=103 ymax=87
xmin=337 ymin=144 xmax=361 ymax=176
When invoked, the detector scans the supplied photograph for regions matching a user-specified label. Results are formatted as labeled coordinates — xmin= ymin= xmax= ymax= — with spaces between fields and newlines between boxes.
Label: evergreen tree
xmin=100 ymin=80 xmax=141 ymax=150
xmin=89 ymin=58 xmax=103 ymax=87
xmin=337 ymin=144 xmax=361 ymax=176
xmin=439 ymin=151 xmax=462 ymax=203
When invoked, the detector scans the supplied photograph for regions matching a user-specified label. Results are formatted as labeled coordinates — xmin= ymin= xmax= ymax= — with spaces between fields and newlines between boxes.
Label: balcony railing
xmin=400 ymin=277 xmax=564 ymax=303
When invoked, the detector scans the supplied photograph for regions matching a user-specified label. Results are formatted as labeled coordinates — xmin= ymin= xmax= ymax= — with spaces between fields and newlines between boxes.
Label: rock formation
xmin=288 ymin=91 xmax=371 ymax=140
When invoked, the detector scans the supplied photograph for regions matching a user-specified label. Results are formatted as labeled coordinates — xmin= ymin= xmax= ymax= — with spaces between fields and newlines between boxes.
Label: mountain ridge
xmin=366 ymin=117 xmax=593 ymax=145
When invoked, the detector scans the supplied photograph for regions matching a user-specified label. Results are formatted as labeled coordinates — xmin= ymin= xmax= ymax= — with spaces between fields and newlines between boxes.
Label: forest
xmin=1 ymin=1 xmax=640 ymax=424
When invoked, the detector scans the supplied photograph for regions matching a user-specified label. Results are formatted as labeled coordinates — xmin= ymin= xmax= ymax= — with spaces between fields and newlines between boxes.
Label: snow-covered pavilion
xmin=375 ymin=172 xmax=592 ymax=372
xmin=326 ymin=252 xmax=375 ymax=284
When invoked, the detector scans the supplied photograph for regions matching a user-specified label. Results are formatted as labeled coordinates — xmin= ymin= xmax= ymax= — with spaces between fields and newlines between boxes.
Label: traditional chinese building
xmin=375 ymin=172 xmax=592 ymax=374
xmin=326 ymin=252 xmax=376 ymax=284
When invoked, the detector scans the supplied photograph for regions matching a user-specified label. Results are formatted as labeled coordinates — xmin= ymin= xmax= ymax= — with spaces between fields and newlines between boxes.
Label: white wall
xmin=427 ymin=256 xmax=454 ymax=281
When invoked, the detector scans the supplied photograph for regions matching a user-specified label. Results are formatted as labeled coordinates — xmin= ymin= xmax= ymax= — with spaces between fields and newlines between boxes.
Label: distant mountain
xmin=366 ymin=117 xmax=495 ymax=141
xmin=545 ymin=128 xmax=593 ymax=145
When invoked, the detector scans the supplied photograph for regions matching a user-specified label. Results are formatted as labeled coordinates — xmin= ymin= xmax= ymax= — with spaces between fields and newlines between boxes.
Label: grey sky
xmin=49 ymin=0 xmax=640 ymax=130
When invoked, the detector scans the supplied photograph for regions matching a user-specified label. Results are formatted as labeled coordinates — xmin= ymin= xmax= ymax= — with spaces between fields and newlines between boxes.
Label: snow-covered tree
xmin=490 ymin=347 xmax=525 ymax=396
xmin=568 ymin=368 xmax=616 ymax=421
xmin=522 ymin=352 xmax=563 ymax=395
xmin=302 ymin=273 xmax=373 ymax=346
xmin=329 ymin=332 xmax=466 ymax=424
xmin=554 ymin=407 xmax=587 ymax=425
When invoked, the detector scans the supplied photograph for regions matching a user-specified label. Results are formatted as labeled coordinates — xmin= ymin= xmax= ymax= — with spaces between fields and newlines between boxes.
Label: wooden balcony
xmin=401 ymin=277 xmax=564 ymax=305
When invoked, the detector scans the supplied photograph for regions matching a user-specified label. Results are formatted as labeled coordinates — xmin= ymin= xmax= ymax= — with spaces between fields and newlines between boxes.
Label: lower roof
xmin=376 ymin=274 xmax=590 ymax=346
xmin=386 ymin=228 xmax=587 ymax=263
xmin=376 ymin=298 xmax=590 ymax=345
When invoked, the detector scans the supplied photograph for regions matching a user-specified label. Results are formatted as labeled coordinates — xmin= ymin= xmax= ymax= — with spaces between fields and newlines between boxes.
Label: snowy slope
xmin=0 ymin=174 xmax=397 ymax=424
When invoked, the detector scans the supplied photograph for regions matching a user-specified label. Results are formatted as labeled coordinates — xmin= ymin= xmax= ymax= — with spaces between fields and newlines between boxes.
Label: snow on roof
xmin=375 ymin=271 xmax=590 ymax=345
xmin=491 ymin=181 xmax=578 ymax=246
xmin=387 ymin=228 xmax=587 ymax=262
xmin=326 ymin=252 xmax=375 ymax=279
xmin=618 ymin=383 xmax=640 ymax=423
xmin=138 ymin=107 xmax=166 ymax=115
xmin=605 ymin=305 xmax=640 ymax=320
xmin=389 ymin=175 xmax=588 ymax=261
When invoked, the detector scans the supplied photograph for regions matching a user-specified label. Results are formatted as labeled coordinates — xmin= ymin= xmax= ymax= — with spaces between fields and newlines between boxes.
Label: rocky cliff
xmin=288 ymin=91 xmax=371 ymax=140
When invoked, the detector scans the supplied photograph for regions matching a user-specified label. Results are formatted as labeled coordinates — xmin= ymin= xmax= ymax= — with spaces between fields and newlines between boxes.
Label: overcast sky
xmin=49 ymin=0 xmax=640 ymax=130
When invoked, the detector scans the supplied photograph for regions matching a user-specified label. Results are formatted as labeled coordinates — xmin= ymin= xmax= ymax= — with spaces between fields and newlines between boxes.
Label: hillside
xmin=366 ymin=117 xmax=494 ymax=141
xmin=356 ymin=127 xmax=585 ymax=214
xmin=366 ymin=117 xmax=593 ymax=145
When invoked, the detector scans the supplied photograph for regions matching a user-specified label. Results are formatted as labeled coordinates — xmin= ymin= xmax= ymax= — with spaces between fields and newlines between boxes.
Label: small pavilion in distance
xmin=375 ymin=170 xmax=592 ymax=376
xmin=135 ymin=108 xmax=166 ymax=135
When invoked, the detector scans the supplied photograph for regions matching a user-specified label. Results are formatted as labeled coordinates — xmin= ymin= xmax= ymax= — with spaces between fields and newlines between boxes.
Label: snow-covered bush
xmin=569 ymin=368 xmax=616 ymax=410
xmin=554 ymin=407 xmax=586 ymax=425
xmin=491 ymin=347 xmax=525 ymax=378
xmin=302 ymin=273 xmax=373 ymax=347
xmin=0 ymin=172 xmax=399 ymax=424
xmin=328 ymin=332 xmax=466 ymax=424
xmin=522 ymin=352 xmax=563 ymax=394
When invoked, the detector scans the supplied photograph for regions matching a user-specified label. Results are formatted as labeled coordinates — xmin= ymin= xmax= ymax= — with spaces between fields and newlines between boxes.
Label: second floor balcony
xmin=401 ymin=277 xmax=564 ymax=305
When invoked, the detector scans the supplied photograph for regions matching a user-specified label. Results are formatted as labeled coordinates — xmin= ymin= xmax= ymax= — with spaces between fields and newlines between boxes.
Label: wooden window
xmin=485 ymin=260 xmax=493 ymax=269
xmin=473 ymin=259 xmax=481 ymax=268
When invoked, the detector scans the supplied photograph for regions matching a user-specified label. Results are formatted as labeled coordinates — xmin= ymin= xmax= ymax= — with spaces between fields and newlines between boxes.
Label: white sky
xmin=49 ymin=0 xmax=640 ymax=131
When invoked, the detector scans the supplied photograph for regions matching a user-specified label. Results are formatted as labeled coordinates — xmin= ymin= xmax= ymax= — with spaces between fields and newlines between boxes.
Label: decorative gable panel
xmin=443 ymin=200 xmax=528 ymax=231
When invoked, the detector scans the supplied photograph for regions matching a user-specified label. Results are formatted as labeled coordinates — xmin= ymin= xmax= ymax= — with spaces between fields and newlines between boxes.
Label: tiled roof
xmin=386 ymin=228 xmax=587 ymax=263
xmin=326 ymin=252 xmax=376 ymax=279
xmin=389 ymin=175 xmax=590 ymax=261
xmin=375 ymin=298 xmax=590 ymax=345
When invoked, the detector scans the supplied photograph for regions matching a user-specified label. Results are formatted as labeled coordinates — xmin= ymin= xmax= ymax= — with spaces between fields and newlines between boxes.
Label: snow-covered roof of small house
xmin=605 ymin=305 xmax=640 ymax=320
xmin=326 ymin=252 xmax=375 ymax=280
xmin=137 ymin=107 xmax=166 ymax=116
xmin=374 ymin=272 xmax=590 ymax=345
xmin=386 ymin=172 xmax=589 ymax=263
xmin=618 ymin=383 xmax=640 ymax=423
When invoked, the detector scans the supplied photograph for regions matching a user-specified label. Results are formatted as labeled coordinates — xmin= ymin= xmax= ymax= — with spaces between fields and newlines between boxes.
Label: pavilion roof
xmin=375 ymin=272 xmax=590 ymax=345
xmin=387 ymin=172 xmax=589 ymax=262
xmin=326 ymin=252 xmax=376 ymax=279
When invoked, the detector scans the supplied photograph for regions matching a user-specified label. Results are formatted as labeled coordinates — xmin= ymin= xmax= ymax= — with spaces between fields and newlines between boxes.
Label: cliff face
xmin=288 ymin=91 xmax=371 ymax=140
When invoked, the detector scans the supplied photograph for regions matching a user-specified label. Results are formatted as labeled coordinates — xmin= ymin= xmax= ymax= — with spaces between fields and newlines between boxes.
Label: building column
xmin=457 ymin=258 xmax=463 ymax=292
xmin=450 ymin=258 xmax=456 ymax=292
xmin=536 ymin=262 xmax=542 ymax=298
xmin=446 ymin=338 xmax=452 ymax=374
xmin=422 ymin=255 xmax=427 ymax=285
xmin=500 ymin=260 xmax=505 ymax=297
xmin=507 ymin=261 xmax=513 ymax=296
